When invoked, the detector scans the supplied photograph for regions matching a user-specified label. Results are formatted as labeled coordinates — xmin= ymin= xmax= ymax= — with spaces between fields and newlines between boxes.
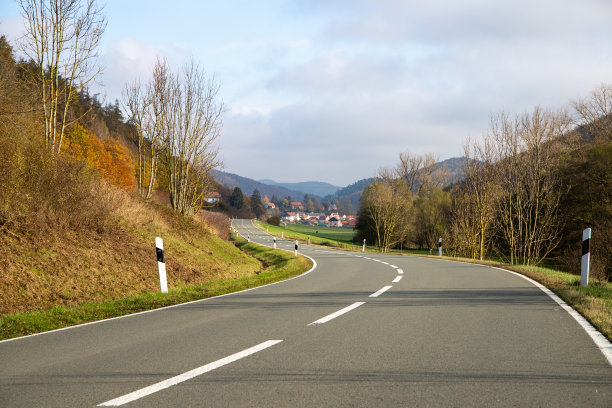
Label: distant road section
xmin=0 ymin=219 xmax=610 ymax=407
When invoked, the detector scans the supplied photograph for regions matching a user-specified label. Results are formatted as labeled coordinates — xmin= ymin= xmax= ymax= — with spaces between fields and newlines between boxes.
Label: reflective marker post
xmin=273 ymin=236 xmax=277 ymax=249
xmin=155 ymin=237 xmax=168 ymax=293
xmin=294 ymin=240 xmax=298 ymax=257
xmin=581 ymin=228 xmax=591 ymax=286
xmin=438 ymin=238 xmax=442 ymax=256
xmin=362 ymin=239 xmax=366 ymax=253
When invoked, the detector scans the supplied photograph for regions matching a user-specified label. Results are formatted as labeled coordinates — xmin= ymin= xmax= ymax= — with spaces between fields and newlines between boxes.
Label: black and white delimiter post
xmin=294 ymin=240 xmax=298 ymax=257
xmin=273 ymin=236 xmax=277 ymax=249
xmin=438 ymin=237 xmax=442 ymax=256
xmin=155 ymin=237 xmax=168 ymax=293
xmin=581 ymin=228 xmax=591 ymax=286
xmin=362 ymin=239 xmax=366 ymax=253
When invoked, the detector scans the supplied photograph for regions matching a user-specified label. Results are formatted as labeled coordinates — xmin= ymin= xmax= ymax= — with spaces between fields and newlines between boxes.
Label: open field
xmin=255 ymin=220 xmax=431 ymax=255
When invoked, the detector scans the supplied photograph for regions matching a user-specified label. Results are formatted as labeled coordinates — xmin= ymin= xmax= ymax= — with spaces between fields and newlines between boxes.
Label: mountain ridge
xmin=213 ymin=156 xmax=466 ymax=207
xmin=258 ymin=179 xmax=341 ymax=197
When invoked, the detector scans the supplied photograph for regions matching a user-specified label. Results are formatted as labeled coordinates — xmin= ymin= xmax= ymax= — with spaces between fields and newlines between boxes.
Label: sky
xmin=1 ymin=0 xmax=611 ymax=186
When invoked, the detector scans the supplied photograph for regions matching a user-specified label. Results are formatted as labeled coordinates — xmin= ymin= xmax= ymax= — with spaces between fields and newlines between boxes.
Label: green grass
xmin=256 ymin=221 xmax=357 ymax=247
xmin=255 ymin=220 xmax=431 ymax=255
xmin=0 ymin=232 xmax=312 ymax=340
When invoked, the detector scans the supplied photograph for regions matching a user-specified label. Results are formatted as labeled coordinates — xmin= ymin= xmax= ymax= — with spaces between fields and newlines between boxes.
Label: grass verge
xmin=254 ymin=220 xmax=430 ymax=255
xmin=0 ymin=232 xmax=312 ymax=340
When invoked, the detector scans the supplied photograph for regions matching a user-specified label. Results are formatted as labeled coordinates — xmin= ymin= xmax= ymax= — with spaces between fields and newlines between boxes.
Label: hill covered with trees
xmin=355 ymin=87 xmax=612 ymax=280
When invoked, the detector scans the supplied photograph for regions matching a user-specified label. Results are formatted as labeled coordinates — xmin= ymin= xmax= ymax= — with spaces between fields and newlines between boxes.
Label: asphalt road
xmin=1 ymin=219 xmax=611 ymax=407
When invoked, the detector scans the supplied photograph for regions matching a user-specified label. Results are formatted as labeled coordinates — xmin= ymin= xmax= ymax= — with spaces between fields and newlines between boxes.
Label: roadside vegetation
xmin=354 ymin=86 xmax=611 ymax=285
xmin=0 ymin=226 xmax=312 ymax=340
xmin=0 ymin=3 xmax=312 ymax=341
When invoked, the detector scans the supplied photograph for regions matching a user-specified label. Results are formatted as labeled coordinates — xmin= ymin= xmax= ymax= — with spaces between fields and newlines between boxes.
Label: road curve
xmin=0 ymin=219 xmax=610 ymax=407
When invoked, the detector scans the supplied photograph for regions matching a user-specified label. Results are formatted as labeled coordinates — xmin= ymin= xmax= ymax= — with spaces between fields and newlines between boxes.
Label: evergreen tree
xmin=250 ymin=189 xmax=265 ymax=219
xmin=229 ymin=186 xmax=245 ymax=209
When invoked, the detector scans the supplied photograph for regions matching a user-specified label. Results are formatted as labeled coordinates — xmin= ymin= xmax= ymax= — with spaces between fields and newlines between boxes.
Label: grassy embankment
xmin=255 ymin=220 xmax=430 ymax=254
xmin=255 ymin=220 xmax=612 ymax=341
xmin=0 ymin=199 xmax=311 ymax=340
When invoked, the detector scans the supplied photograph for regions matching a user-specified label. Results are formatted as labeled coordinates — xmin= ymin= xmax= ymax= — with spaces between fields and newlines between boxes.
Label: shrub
xmin=267 ymin=216 xmax=280 ymax=226
xmin=0 ymin=130 xmax=118 ymax=237
xmin=200 ymin=211 xmax=230 ymax=240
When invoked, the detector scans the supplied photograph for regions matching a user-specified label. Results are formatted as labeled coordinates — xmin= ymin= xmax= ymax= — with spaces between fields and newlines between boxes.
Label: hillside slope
xmin=0 ymin=194 xmax=262 ymax=316
xmin=212 ymin=169 xmax=311 ymax=199
xmin=259 ymin=179 xmax=341 ymax=197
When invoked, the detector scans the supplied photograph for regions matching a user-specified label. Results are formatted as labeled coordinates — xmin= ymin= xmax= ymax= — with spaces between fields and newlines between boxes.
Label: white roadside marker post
xmin=282 ymin=232 xmax=284 ymax=239
xmin=155 ymin=237 xmax=168 ymax=294
xmin=247 ymin=234 xmax=250 ymax=242
xmin=362 ymin=239 xmax=366 ymax=253
xmin=273 ymin=236 xmax=277 ymax=249
xmin=438 ymin=237 xmax=442 ymax=256
xmin=581 ymin=228 xmax=591 ymax=286
xmin=294 ymin=240 xmax=298 ymax=257
xmin=308 ymin=235 xmax=310 ymax=245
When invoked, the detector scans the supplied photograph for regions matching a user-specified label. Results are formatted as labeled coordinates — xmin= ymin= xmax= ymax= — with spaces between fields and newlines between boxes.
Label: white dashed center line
xmin=369 ymin=286 xmax=392 ymax=298
xmin=98 ymin=340 xmax=283 ymax=406
xmin=309 ymin=302 xmax=366 ymax=325
xmin=392 ymin=276 xmax=403 ymax=283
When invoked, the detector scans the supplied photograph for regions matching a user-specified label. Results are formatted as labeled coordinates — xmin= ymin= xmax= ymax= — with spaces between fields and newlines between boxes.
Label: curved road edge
xmin=0 ymin=221 xmax=318 ymax=345
xmin=249 ymin=219 xmax=612 ymax=366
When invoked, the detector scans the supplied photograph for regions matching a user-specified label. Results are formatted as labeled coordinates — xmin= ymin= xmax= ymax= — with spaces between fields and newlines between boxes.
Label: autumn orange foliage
xmin=64 ymin=124 xmax=136 ymax=190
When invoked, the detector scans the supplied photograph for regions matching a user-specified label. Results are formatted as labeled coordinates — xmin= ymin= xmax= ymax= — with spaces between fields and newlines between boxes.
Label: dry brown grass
xmin=0 ymin=189 xmax=261 ymax=316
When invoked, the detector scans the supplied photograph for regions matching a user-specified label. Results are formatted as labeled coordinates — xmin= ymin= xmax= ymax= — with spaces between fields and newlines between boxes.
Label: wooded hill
xmin=0 ymin=30 xmax=259 ymax=318
xmin=354 ymin=96 xmax=612 ymax=280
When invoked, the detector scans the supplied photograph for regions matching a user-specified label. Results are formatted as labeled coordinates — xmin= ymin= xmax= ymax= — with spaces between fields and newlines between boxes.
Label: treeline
xmin=208 ymin=184 xmax=354 ymax=221
xmin=0 ymin=32 xmax=127 ymax=237
xmin=356 ymin=85 xmax=611 ymax=280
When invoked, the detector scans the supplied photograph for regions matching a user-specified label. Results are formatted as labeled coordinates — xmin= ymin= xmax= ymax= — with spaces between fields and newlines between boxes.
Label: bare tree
xmin=448 ymin=187 xmax=481 ymax=258
xmin=572 ymin=84 xmax=612 ymax=141
xmin=163 ymin=60 xmax=223 ymax=216
xmin=491 ymin=107 xmax=571 ymax=265
xmin=123 ymin=57 xmax=170 ymax=199
xmin=396 ymin=152 xmax=440 ymax=194
xmin=359 ymin=175 xmax=412 ymax=253
xmin=462 ymin=135 xmax=498 ymax=260
xmin=18 ymin=0 xmax=106 ymax=154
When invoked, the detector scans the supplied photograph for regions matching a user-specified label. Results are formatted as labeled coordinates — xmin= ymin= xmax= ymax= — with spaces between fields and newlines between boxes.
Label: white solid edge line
xmin=429 ymin=256 xmax=612 ymax=366
xmin=0 ymin=223 xmax=317 ymax=344
xmin=309 ymin=302 xmax=366 ymax=325
xmin=495 ymin=266 xmax=612 ymax=366
xmin=97 ymin=339 xmax=283 ymax=406
xmin=369 ymin=285 xmax=393 ymax=298
xmin=392 ymin=276 xmax=403 ymax=283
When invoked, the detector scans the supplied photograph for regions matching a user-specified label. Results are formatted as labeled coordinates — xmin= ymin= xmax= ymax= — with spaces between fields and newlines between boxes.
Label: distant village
xmin=265 ymin=200 xmax=357 ymax=228
xmin=205 ymin=189 xmax=356 ymax=228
